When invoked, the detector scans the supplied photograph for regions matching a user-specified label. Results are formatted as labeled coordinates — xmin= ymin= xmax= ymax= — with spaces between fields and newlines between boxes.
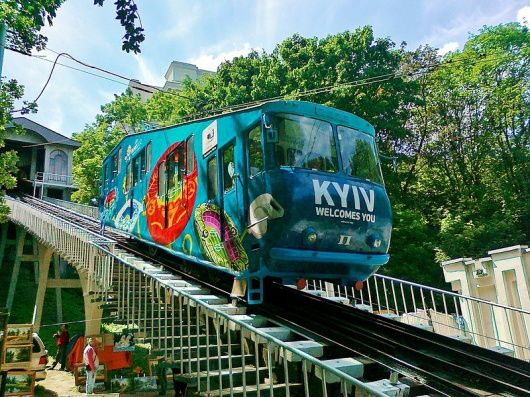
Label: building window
xmin=49 ymin=149 xmax=68 ymax=176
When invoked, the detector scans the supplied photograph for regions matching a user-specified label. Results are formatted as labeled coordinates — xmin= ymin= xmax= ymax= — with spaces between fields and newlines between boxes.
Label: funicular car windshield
xmin=272 ymin=113 xmax=338 ymax=173
xmin=337 ymin=125 xmax=384 ymax=184
xmin=269 ymin=113 xmax=383 ymax=184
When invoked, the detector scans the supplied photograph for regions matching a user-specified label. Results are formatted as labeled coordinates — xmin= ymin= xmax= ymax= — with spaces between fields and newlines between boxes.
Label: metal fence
xmin=6 ymin=196 xmax=396 ymax=397
xmin=6 ymin=197 xmax=114 ymax=293
xmin=308 ymin=275 xmax=530 ymax=361
xmin=34 ymin=171 xmax=75 ymax=186
xmin=43 ymin=196 xmax=99 ymax=219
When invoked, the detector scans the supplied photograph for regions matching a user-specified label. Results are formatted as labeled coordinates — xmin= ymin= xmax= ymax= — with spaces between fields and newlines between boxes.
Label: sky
xmin=3 ymin=0 xmax=530 ymax=137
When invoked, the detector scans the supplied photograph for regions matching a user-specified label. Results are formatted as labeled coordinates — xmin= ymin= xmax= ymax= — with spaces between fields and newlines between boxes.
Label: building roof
xmin=9 ymin=117 xmax=81 ymax=148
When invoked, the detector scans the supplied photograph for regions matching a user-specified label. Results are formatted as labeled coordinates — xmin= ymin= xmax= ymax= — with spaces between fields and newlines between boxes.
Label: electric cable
xmin=3 ymin=42 xmax=515 ymax=123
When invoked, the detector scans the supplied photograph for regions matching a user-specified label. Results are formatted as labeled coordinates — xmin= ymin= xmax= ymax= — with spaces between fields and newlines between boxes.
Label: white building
xmin=441 ymin=245 xmax=530 ymax=360
xmin=4 ymin=117 xmax=80 ymax=200
xmin=128 ymin=61 xmax=214 ymax=102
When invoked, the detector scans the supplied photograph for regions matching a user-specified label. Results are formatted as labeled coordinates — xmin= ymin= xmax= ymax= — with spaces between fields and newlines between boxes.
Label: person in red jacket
xmin=49 ymin=324 xmax=70 ymax=370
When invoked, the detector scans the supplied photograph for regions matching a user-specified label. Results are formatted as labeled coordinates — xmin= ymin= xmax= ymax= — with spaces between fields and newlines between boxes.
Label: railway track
xmin=14 ymin=194 xmax=530 ymax=396
xmin=262 ymin=283 xmax=530 ymax=397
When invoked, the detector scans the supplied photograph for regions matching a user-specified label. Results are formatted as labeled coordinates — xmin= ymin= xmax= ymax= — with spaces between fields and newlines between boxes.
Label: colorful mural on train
xmin=100 ymin=101 xmax=392 ymax=301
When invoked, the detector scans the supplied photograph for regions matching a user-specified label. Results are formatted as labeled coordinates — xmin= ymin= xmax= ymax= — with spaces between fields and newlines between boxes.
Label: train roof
xmin=107 ymin=101 xmax=375 ymax=157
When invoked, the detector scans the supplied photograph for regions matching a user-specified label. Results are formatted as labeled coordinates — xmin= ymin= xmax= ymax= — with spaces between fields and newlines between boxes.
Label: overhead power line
xmin=3 ymin=43 xmax=510 ymax=122
xmin=4 ymin=45 xmax=192 ymax=114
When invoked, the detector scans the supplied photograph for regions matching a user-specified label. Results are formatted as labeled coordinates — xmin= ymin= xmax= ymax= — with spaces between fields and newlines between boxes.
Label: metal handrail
xmin=34 ymin=171 xmax=75 ymax=186
xmin=7 ymin=197 xmax=112 ymax=244
xmin=375 ymin=273 xmax=530 ymax=315
xmin=6 ymin=196 xmax=395 ymax=396
xmin=308 ymin=274 xmax=530 ymax=361
xmin=43 ymin=197 xmax=99 ymax=219
xmin=96 ymin=243 xmax=388 ymax=396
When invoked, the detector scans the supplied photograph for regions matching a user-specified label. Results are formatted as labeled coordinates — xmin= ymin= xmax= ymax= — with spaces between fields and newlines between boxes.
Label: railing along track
xmin=11 ymin=194 xmax=530 ymax=397
xmin=264 ymin=283 xmax=530 ymax=397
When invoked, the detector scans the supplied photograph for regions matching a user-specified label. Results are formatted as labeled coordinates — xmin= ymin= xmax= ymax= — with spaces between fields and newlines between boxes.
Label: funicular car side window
xmin=145 ymin=142 xmax=152 ymax=173
xmin=158 ymin=161 xmax=166 ymax=197
xmin=112 ymin=152 xmax=119 ymax=178
xmin=186 ymin=135 xmax=195 ymax=175
xmin=248 ymin=125 xmax=263 ymax=177
xmin=125 ymin=162 xmax=132 ymax=191
xmin=222 ymin=143 xmax=235 ymax=192
xmin=132 ymin=150 xmax=142 ymax=185
xmin=207 ymin=156 xmax=218 ymax=200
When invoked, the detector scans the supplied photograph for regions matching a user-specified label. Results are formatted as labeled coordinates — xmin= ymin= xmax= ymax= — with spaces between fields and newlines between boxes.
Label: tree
xmin=3 ymin=0 xmax=144 ymax=55
xmin=0 ymin=0 xmax=145 ymax=218
xmin=71 ymin=90 xmax=144 ymax=203
xmin=0 ymin=80 xmax=25 ymax=221
xmin=405 ymin=23 xmax=529 ymax=262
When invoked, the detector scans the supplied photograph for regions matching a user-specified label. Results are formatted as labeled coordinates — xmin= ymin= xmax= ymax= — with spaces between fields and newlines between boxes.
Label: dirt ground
xmin=36 ymin=369 xmax=119 ymax=397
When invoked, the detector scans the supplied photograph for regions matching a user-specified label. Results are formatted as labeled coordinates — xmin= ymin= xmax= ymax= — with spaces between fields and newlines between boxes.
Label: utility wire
xmin=39 ymin=315 xmax=118 ymax=329
xmin=4 ymin=43 xmax=510 ymax=121
xmin=180 ymin=53 xmax=507 ymax=122
xmin=4 ymin=44 xmax=192 ymax=114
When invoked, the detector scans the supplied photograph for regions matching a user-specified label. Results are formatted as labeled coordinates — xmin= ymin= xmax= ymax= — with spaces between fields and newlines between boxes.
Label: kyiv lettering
xmin=313 ymin=180 xmax=376 ymax=223
xmin=312 ymin=180 xmax=374 ymax=211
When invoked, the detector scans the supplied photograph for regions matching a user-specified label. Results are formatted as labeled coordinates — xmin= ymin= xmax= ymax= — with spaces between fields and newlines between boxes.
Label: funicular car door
xmin=163 ymin=143 xmax=186 ymax=231
xmin=124 ymin=144 xmax=148 ymax=232
xmin=245 ymin=123 xmax=268 ymax=242
xmin=200 ymin=136 xmax=248 ymax=272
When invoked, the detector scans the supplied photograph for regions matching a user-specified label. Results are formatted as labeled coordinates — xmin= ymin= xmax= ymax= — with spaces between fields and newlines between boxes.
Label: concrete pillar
xmin=440 ymin=258 xmax=484 ymax=344
xmin=53 ymin=254 xmax=63 ymax=323
xmin=79 ymin=270 xmax=102 ymax=336
xmin=442 ymin=245 xmax=530 ymax=361
xmin=32 ymin=236 xmax=39 ymax=284
xmin=33 ymin=244 xmax=53 ymax=332
xmin=6 ymin=227 xmax=27 ymax=310
xmin=488 ymin=245 xmax=530 ymax=359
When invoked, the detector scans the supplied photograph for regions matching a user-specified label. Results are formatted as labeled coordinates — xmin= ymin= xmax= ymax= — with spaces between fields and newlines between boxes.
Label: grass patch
xmin=0 ymin=254 xmax=85 ymax=353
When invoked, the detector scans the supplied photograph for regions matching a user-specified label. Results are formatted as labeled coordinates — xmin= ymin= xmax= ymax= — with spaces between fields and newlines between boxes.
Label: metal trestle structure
xmin=7 ymin=196 xmax=398 ymax=397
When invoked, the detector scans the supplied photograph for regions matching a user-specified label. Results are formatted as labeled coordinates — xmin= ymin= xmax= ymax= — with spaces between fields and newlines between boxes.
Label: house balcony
xmin=33 ymin=172 xmax=77 ymax=190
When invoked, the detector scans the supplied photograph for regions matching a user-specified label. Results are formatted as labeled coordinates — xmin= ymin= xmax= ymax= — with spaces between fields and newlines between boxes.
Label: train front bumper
xmin=268 ymin=247 xmax=389 ymax=282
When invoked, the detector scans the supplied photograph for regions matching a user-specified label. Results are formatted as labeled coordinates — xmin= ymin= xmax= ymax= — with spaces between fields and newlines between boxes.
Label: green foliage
xmin=73 ymin=23 xmax=529 ymax=287
xmin=0 ymin=79 xmax=26 ymax=221
xmin=405 ymin=23 xmax=530 ymax=261
xmin=1 ymin=0 xmax=144 ymax=55
xmin=93 ymin=0 xmax=145 ymax=53
xmin=0 ymin=0 xmax=63 ymax=54
xmin=71 ymin=91 xmax=143 ymax=203
xmin=384 ymin=205 xmax=440 ymax=285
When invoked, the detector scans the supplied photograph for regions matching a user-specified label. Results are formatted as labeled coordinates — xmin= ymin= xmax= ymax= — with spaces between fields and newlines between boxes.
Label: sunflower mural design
xmin=194 ymin=203 xmax=248 ymax=271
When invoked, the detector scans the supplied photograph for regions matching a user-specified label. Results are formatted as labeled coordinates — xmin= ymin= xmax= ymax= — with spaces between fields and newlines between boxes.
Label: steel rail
xmin=264 ymin=282 xmax=530 ymax=397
